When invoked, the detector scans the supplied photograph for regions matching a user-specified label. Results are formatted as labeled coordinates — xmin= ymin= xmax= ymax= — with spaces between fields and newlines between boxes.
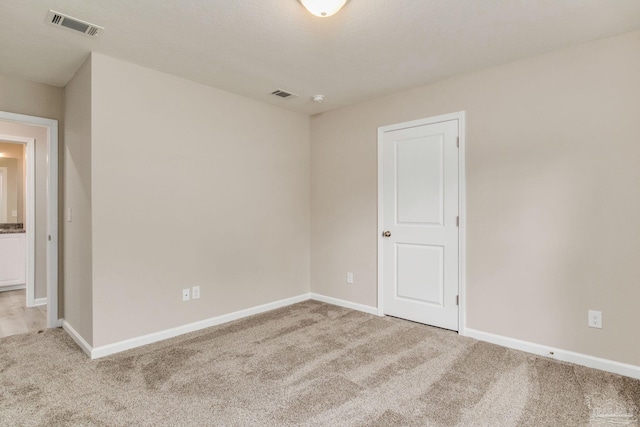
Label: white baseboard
xmin=33 ymin=297 xmax=47 ymax=306
xmin=58 ymin=293 xmax=640 ymax=380
xmin=63 ymin=292 xmax=378 ymax=359
xmin=0 ymin=284 xmax=26 ymax=292
xmin=62 ymin=320 xmax=93 ymax=358
xmin=466 ymin=328 xmax=640 ymax=380
xmin=90 ymin=293 xmax=310 ymax=359
xmin=309 ymin=293 xmax=379 ymax=316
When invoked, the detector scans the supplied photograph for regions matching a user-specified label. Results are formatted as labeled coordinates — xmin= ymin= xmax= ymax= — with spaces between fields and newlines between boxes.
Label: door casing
xmin=377 ymin=111 xmax=467 ymax=336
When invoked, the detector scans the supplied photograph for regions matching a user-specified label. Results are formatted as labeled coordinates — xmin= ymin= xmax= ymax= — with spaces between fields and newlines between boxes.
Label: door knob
xmin=383 ymin=231 xmax=391 ymax=238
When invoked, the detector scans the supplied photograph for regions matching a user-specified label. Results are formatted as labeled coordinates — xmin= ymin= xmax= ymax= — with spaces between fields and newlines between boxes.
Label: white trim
xmin=63 ymin=293 xmax=382 ymax=359
xmin=457 ymin=113 xmax=467 ymax=336
xmin=309 ymin=293 xmax=379 ymax=315
xmin=466 ymin=328 xmax=640 ymax=380
xmin=377 ymin=111 xmax=467 ymax=333
xmin=33 ymin=297 xmax=47 ymax=306
xmin=60 ymin=293 xmax=377 ymax=359
xmin=0 ymin=284 xmax=26 ymax=292
xmin=89 ymin=293 xmax=310 ymax=359
xmin=0 ymin=112 xmax=59 ymax=328
xmin=62 ymin=320 xmax=93 ymax=357
xmin=0 ymin=135 xmax=36 ymax=308
xmin=47 ymin=119 xmax=59 ymax=329
xmin=377 ymin=125 xmax=384 ymax=317
xmin=59 ymin=288 xmax=640 ymax=381
xmin=25 ymin=139 xmax=35 ymax=307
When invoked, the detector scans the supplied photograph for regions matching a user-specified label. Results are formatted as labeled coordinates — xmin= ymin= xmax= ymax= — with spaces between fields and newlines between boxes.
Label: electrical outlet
xmin=192 ymin=286 xmax=200 ymax=299
xmin=588 ymin=310 xmax=602 ymax=329
xmin=182 ymin=288 xmax=190 ymax=301
xmin=346 ymin=272 xmax=354 ymax=284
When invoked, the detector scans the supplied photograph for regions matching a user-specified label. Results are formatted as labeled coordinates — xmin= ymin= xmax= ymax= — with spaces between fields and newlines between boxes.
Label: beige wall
xmin=311 ymin=30 xmax=640 ymax=366
xmin=0 ymin=142 xmax=25 ymax=157
xmin=89 ymin=54 xmax=310 ymax=347
xmin=0 ymin=123 xmax=49 ymax=299
xmin=0 ymin=74 xmax=64 ymax=314
xmin=63 ymin=58 xmax=93 ymax=345
xmin=0 ymin=75 xmax=63 ymax=121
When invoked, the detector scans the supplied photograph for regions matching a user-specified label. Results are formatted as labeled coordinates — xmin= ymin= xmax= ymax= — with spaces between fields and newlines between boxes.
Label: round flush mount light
xmin=298 ymin=0 xmax=349 ymax=18
xmin=312 ymin=95 xmax=325 ymax=103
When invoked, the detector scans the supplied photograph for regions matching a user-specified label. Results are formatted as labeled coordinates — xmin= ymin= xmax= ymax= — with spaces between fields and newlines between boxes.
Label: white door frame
xmin=0 ymin=135 xmax=36 ymax=307
xmin=377 ymin=111 xmax=467 ymax=336
xmin=0 ymin=112 xmax=59 ymax=328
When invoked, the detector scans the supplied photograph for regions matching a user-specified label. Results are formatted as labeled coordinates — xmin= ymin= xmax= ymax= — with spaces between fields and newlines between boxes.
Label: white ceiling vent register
xmin=270 ymin=89 xmax=299 ymax=100
xmin=45 ymin=10 xmax=104 ymax=37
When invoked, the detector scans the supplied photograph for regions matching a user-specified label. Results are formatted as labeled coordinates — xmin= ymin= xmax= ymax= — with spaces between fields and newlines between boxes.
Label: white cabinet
xmin=0 ymin=233 xmax=26 ymax=287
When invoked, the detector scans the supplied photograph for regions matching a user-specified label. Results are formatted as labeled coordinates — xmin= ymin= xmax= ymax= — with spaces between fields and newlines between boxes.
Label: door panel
xmin=396 ymin=134 xmax=444 ymax=225
xmin=382 ymin=119 xmax=459 ymax=330
xmin=396 ymin=243 xmax=443 ymax=305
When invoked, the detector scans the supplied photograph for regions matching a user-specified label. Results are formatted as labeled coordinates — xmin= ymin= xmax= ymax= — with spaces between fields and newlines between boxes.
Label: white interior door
xmin=381 ymin=118 xmax=459 ymax=330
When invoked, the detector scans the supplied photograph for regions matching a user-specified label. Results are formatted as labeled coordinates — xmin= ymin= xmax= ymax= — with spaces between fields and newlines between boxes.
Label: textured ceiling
xmin=1 ymin=1 xmax=640 ymax=115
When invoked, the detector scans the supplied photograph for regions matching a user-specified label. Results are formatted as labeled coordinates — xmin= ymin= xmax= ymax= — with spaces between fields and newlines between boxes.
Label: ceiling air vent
xmin=270 ymin=89 xmax=299 ymax=100
xmin=46 ymin=10 xmax=104 ymax=37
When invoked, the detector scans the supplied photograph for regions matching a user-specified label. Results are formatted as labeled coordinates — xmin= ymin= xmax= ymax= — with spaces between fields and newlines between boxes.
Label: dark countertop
xmin=0 ymin=228 xmax=25 ymax=234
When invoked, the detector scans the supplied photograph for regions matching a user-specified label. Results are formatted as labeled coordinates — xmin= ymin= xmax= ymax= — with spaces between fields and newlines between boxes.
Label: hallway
xmin=0 ymin=289 xmax=46 ymax=338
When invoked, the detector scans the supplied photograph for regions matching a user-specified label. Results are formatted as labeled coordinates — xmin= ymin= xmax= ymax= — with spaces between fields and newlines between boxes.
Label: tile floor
xmin=0 ymin=289 xmax=47 ymax=338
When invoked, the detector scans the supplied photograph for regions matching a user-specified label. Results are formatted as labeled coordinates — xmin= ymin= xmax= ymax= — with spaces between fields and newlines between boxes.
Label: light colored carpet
xmin=0 ymin=300 xmax=638 ymax=426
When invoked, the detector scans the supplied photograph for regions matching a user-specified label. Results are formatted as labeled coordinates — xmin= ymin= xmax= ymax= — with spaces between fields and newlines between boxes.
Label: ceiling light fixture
xmin=298 ymin=0 xmax=349 ymax=18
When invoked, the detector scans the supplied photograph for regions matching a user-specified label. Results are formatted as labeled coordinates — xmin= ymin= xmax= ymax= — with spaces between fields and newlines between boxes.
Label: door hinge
xmin=456 ymin=216 xmax=459 ymax=227
xmin=456 ymin=137 xmax=459 ymax=148
xmin=48 ymin=235 xmax=52 ymax=241
xmin=456 ymin=295 xmax=459 ymax=306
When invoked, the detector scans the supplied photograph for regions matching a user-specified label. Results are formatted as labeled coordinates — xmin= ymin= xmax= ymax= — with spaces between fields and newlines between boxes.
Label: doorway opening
xmin=0 ymin=136 xmax=35 ymax=304
xmin=0 ymin=111 xmax=59 ymax=330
